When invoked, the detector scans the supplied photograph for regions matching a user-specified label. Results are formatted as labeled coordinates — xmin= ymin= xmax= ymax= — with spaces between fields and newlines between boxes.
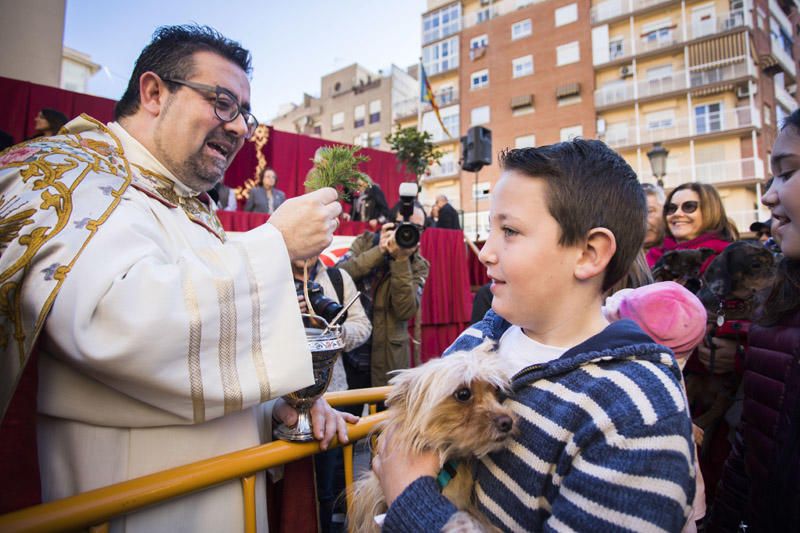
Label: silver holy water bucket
xmin=273 ymin=318 xmax=345 ymax=442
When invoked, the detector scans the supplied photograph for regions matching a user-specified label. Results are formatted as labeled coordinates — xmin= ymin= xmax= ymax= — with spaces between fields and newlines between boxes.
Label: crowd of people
xmin=0 ymin=21 xmax=797 ymax=533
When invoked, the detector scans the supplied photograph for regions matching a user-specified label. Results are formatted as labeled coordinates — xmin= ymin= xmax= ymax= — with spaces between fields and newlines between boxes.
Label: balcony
xmin=392 ymin=97 xmax=419 ymax=121
xmin=423 ymin=87 xmax=459 ymax=111
xmin=770 ymin=36 xmax=797 ymax=77
xmin=774 ymin=79 xmax=798 ymax=113
xmin=639 ymin=157 xmax=765 ymax=189
xmin=425 ymin=159 xmax=459 ymax=180
xmin=689 ymin=9 xmax=747 ymax=39
xmin=601 ymin=105 xmax=760 ymax=148
xmin=591 ymin=0 xmax=677 ymax=25
xmin=594 ymin=57 xmax=750 ymax=108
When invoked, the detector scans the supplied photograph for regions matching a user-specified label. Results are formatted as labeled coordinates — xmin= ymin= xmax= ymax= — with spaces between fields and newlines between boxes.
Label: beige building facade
xmin=0 ymin=0 xmax=66 ymax=88
xmin=591 ymin=0 xmax=800 ymax=231
xmin=270 ymin=64 xmax=417 ymax=152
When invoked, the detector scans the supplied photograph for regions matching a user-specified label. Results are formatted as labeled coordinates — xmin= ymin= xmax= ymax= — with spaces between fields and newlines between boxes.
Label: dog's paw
xmin=441 ymin=511 xmax=489 ymax=533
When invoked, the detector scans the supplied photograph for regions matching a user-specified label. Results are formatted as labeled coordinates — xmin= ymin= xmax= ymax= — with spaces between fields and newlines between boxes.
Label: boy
xmin=373 ymin=140 xmax=696 ymax=531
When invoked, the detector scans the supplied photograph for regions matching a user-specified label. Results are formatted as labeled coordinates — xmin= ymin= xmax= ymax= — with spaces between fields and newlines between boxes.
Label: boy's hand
xmin=372 ymin=428 xmax=440 ymax=506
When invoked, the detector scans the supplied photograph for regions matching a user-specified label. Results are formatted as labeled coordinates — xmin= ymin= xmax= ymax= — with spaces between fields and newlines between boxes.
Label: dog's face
xmin=653 ymin=248 xmax=716 ymax=286
xmin=701 ymin=241 xmax=775 ymax=302
xmin=386 ymin=340 xmax=517 ymax=460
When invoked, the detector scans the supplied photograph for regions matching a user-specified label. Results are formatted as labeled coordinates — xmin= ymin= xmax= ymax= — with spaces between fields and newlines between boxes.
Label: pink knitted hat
xmin=606 ymin=281 xmax=707 ymax=360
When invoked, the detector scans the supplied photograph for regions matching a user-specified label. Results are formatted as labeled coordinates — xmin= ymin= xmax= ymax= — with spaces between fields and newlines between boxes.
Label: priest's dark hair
xmin=115 ymin=24 xmax=252 ymax=120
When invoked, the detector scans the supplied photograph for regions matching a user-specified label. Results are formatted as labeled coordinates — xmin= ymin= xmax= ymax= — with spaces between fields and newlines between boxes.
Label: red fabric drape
xmin=224 ymin=128 xmax=415 ymax=207
xmin=467 ymin=240 xmax=490 ymax=288
xmin=216 ymin=211 xmax=369 ymax=236
xmin=0 ymin=76 xmax=116 ymax=143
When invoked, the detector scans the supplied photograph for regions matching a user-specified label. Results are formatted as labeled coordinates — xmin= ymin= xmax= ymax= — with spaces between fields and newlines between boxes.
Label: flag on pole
xmin=420 ymin=64 xmax=452 ymax=139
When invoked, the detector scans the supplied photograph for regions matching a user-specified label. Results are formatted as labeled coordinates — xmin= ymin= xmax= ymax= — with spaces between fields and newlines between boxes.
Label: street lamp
xmin=647 ymin=143 xmax=669 ymax=188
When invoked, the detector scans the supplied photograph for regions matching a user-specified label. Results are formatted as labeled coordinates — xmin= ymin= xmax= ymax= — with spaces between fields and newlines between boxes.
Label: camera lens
xmin=296 ymin=280 xmax=344 ymax=323
xmin=395 ymin=222 xmax=420 ymax=249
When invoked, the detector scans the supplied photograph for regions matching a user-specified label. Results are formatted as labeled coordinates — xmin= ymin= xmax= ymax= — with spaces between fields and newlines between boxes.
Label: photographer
xmin=337 ymin=187 xmax=429 ymax=388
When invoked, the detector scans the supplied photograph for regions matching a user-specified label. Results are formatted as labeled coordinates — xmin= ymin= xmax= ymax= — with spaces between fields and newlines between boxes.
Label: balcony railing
xmin=392 ymin=97 xmax=419 ymax=120
xmin=639 ymin=157 xmax=765 ymax=189
xmin=596 ymin=9 xmax=748 ymax=65
xmin=774 ymin=79 xmax=798 ymax=113
xmin=591 ymin=0 xmax=677 ymax=24
xmin=602 ymin=105 xmax=760 ymax=148
xmin=595 ymin=57 xmax=750 ymax=108
xmin=771 ymin=36 xmax=798 ymax=77
xmin=689 ymin=9 xmax=747 ymax=39
xmin=427 ymin=159 xmax=459 ymax=179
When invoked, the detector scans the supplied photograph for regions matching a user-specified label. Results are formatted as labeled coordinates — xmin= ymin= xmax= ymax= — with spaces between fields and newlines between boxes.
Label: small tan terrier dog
xmin=348 ymin=340 xmax=516 ymax=532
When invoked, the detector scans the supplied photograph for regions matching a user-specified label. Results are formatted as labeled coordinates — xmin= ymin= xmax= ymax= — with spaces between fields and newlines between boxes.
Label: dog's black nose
xmin=495 ymin=415 xmax=513 ymax=433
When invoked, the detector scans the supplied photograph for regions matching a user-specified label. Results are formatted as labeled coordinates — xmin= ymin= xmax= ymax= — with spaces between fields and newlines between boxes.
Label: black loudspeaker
xmin=460 ymin=126 xmax=492 ymax=172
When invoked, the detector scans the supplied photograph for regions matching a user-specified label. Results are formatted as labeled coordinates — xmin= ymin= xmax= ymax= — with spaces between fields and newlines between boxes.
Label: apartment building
xmin=270 ymin=64 xmax=417 ymax=152
xmin=400 ymin=0 xmax=597 ymax=238
xmin=591 ymin=0 xmax=800 ymax=230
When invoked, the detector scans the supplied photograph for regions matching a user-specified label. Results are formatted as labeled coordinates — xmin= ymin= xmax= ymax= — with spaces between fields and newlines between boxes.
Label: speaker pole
xmin=474 ymin=168 xmax=480 ymax=241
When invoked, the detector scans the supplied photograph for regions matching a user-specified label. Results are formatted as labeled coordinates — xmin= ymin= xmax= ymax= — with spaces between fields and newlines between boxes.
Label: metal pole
xmin=474 ymin=169 xmax=480 ymax=241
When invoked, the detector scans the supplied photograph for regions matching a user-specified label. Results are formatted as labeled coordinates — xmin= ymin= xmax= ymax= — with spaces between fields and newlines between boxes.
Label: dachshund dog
xmin=652 ymin=248 xmax=717 ymax=293
xmin=348 ymin=340 xmax=516 ymax=533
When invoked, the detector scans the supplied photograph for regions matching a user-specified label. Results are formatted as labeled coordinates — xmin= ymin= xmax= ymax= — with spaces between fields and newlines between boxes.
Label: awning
xmin=510 ymin=94 xmax=534 ymax=109
xmin=689 ymin=32 xmax=746 ymax=68
xmin=556 ymin=82 xmax=581 ymax=98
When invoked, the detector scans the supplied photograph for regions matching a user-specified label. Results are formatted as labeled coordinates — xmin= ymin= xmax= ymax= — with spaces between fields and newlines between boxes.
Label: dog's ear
xmin=699 ymin=248 xmax=716 ymax=261
xmin=662 ymin=251 xmax=681 ymax=272
xmin=703 ymin=249 xmax=731 ymax=298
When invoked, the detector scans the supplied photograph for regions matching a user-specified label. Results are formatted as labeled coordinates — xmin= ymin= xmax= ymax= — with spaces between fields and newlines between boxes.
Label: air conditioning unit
xmin=736 ymin=84 xmax=756 ymax=98
xmin=620 ymin=65 xmax=634 ymax=78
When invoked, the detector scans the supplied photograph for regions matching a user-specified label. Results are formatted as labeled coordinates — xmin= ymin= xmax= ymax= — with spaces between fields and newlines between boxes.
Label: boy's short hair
xmin=500 ymin=139 xmax=645 ymax=291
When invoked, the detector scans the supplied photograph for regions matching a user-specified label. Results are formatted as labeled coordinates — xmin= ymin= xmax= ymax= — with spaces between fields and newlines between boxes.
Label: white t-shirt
xmin=497 ymin=325 xmax=567 ymax=376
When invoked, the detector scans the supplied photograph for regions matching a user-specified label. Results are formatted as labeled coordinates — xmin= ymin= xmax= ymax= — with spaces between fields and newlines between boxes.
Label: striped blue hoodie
xmin=383 ymin=310 xmax=696 ymax=532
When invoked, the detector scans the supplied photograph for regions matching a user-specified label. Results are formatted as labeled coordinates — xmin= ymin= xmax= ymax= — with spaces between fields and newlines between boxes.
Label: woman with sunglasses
xmin=646 ymin=182 xmax=738 ymax=274
xmin=707 ymin=111 xmax=800 ymax=531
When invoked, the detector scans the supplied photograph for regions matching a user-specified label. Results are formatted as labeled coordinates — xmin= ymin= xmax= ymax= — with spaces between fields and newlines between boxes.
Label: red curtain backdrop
xmin=468 ymin=240 xmax=490 ymax=288
xmin=0 ymin=76 xmax=116 ymax=143
xmin=224 ymin=128 xmax=415 ymax=207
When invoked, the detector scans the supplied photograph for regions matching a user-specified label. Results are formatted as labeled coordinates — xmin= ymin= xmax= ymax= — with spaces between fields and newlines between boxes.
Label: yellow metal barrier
xmin=0 ymin=387 xmax=391 ymax=533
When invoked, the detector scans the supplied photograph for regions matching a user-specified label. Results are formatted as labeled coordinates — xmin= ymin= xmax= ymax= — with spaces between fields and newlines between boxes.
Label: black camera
xmin=394 ymin=182 xmax=421 ymax=249
xmin=294 ymin=279 xmax=343 ymax=323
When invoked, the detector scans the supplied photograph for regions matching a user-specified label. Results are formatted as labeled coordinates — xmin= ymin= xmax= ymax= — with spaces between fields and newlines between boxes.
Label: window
xmin=353 ymin=132 xmax=368 ymax=147
xmin=560 ymin=125 xmax=583 ymax=141
xmin=332 ymin=111 xmax=344 ymax=131
xmin=477 ymin=8 xmax=493 ymax=24
xmin=354 ymin=105 xmax=365 ymax=128
xmin=777 ymin=103 xmax=789 ymax=126
xmin=515 ymin=134 xmax=536 ymax=148
xmin=471 ymin=105 xmax=490 ymax=126
xmin=471 ymin=69 xmax=489 ymax=90
xmin=555 ymin=3 xmax=578 ymax=26
xmin=609 ymin=37 xmax=625 ymax=59
xmin=695 ymin=103 xmax=722 ymax=133
xmin=646 ymin=109 xmax=675 ymax=130
xmin=422 ymin=3 xmax=461 ymax=45
xmin=646 ymin=64 xmax=673 ymax=81
xmin=511 ymin=19 xmax=532 ymax=40
xmin=516 ymin=0 xmax=535 ymax=7
xmin=556 ymin=41 xmax=580 ymax=65
xmin=472 ymin=182 xmax=491 ymax=200
xmin=642 ymin=19 xmax=674 ymax=48
xmin=423 ymin=36 xmax=459 ymax=76
xmin=470 ymin=34 xmax=489 ymax=49
xmin=369 ymin=131 xmax=381 ymax=148
xmin=369 ymin=100 xmax=381 ymax=124
xmin=512 ymin=55 xmax=534 ymax=78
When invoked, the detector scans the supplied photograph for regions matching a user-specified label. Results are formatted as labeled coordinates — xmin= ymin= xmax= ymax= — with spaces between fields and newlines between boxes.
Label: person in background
xmin=292 ymin=255 xmax=371 ymax=533
xmin=245 ymin=167 xmax=285 ymax=214
xmin=748 ymin=219 xmax=771 ymax=244
xmin=32 ymin=108 xmax=68 ymax=138
xmin=433 ymin=194 xmax=461 ymax=230
xmin=209 ymin=180 xmax=237 ymax=211
xmin=337 ymin=205 xmax=429 ymax=389
xmin=707 ymin=108 xmax=800 ymax=533
xmin=349 ymin=183 xmax=390 ymax=228
xmin=642 ymin=183 xmax=666 ymax=267
xmin=0 ymin=130 xmax=14 ymax=151
xmin=647 ymin=182 xmax=738 ymax=274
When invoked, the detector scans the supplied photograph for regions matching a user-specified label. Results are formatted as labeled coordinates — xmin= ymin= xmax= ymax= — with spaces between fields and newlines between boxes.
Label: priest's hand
xmin=272 ymin=397 xmax=359 ymax=450
xmin=269 ymin=188 xmax=342 ymax=261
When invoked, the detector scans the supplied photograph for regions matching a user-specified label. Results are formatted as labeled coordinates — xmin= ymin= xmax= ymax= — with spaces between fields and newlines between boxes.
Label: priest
xmin=0 ymin=24 xmax=354 ymax=531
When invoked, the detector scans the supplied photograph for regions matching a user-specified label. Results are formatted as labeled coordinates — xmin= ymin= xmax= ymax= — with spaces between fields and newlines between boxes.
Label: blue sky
xmin=64 ymin=0 xmax=426 ymax=121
